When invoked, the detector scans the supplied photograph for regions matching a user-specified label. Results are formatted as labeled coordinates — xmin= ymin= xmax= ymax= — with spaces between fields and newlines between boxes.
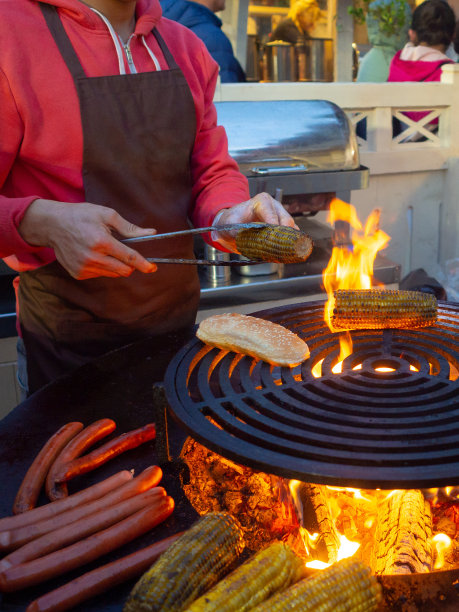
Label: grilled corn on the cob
xmin=252 ymin=558 xmax=382 ymax=612
xmin=331 ymin=289 xmax=437 ymax=331
xmin=123 ymin=512 xmax=245 ymax=612
xmin=235 ymin=225 xmax=313 ymax=264
xmin=185 ymin=540 xmax=306 ymax=612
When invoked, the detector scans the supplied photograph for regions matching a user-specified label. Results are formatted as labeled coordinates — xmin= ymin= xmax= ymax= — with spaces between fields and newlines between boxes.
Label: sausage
xmin=0 ymin=465 xmax=162 ymax=551
xmin=54 ymin=423 xmax=156 ymax=483
xmin=0 ymin=470 xmax=132 ymax=533
xmin=0 ymin=496 xmax=175 ymax=592
xmin=25 ymin=531 xmax=183 ymax=612
xmin=13 ymin=422 xmax=84 ymax=515
xmin=0 ymin=487 xmax=166 ymax=570
xmin=45 ymin=419 xmax=116 ymax=501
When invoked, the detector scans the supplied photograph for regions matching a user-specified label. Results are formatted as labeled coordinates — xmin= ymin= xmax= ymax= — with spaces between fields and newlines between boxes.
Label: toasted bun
xmin=196 ymin=313 xmax=310 ymax=366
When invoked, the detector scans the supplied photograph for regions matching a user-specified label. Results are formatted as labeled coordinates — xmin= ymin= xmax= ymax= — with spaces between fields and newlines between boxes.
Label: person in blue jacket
xmin=160 ymin=0 xmax=246 ymax=82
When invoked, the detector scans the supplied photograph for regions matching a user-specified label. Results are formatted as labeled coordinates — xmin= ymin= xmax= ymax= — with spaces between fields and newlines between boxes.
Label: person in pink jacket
xmin=0 ymin=0 xmax=295 ymax=395
xmin=388 ymin=0 xmax=455 ymax=136
xmin=388 ymin=0 xmax=455 ymax=83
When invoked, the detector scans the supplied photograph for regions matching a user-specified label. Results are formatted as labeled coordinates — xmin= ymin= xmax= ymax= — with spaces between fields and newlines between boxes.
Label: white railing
xmin=214 ymin=65 xmax=459 ymax=282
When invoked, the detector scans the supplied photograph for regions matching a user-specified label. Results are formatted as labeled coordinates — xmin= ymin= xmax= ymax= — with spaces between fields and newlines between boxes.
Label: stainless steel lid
xmin=215 ymin=99 xmax=359 ymax=176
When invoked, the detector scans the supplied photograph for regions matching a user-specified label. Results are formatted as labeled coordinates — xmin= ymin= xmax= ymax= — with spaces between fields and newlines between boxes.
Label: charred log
xmin=371 ymin=490 xmax=433 ymax=574
xmin=297 ymin=482 xmax=341 ymax=563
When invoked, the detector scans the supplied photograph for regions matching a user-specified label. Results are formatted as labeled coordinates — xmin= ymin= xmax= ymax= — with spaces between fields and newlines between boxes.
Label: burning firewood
xmin=296 ymin=483 xmax=341 ymax=564
xmin=371 ymin=490 xmax=433 ymax=574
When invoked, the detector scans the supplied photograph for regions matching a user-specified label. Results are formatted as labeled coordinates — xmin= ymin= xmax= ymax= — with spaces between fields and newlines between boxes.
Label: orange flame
xmin=323 ymin=199 xmax=390 ymax=362
xmin=287 ymin=481 xmax=458 ymax=572
xmin=432 ymin=533 xmax=452 ymax=570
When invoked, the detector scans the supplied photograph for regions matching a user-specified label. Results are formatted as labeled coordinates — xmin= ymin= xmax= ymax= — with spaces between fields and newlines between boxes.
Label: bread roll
xmin=196 ymin=313 xmax=309 ymax=366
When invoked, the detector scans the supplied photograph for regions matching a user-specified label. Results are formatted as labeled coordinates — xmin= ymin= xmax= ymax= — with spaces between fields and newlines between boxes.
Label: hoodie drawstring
xmin=141 ymin=36 xmax=161 ymax=71
xmin=90 ymin=8 xmax=161 ymax=75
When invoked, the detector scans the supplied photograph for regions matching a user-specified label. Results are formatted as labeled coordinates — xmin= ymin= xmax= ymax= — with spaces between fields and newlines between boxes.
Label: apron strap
xmin=152 ymin=30 xmax=179 ymax=70
xmin=39 ymin=3 xmax=87 ymax=80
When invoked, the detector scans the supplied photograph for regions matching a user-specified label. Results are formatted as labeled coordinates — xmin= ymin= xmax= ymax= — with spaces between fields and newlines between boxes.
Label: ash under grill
xmin=164 ymin=300 xmax=459 ymax=489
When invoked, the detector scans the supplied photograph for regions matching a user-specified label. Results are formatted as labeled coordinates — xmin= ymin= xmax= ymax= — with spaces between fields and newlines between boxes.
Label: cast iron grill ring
xmin=164 ymin=300 xmax=459 ymax=488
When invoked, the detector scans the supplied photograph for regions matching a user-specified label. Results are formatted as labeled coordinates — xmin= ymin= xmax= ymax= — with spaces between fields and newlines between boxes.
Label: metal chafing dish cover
xmin=215 ymin=99 xmax=359 ymax=176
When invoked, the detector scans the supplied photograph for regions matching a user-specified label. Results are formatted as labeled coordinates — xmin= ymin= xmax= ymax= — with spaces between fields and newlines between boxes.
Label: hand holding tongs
xmin=121 ymin=223 xmax=270 ymax=265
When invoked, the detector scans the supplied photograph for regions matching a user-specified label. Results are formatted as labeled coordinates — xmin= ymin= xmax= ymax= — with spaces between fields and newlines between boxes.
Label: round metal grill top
xmin=164 ymin=300 xmax=459 ymax=488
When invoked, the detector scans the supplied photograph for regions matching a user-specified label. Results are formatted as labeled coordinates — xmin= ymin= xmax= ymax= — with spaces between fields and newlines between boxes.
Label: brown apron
xmin=18 ymin=4 xmax=200 ymax=394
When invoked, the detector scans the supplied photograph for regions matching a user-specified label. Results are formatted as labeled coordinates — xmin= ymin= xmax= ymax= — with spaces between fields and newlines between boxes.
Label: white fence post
xmin=439 ymin=65 xmax=459 ymax=267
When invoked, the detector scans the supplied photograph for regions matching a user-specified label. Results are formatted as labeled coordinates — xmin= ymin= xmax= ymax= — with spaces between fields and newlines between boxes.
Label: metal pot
xmin=234 ymin=254 xmax=280 ymax=277
xmin=262 ymin=41 xmax=297 ymax=82
xmin=295 ymin=38 xmax=334 ymax=82
xmin=204 ymin=244 xmax=231 ymax=285
xmin=246 ymin=34 xmax=261 ymax=82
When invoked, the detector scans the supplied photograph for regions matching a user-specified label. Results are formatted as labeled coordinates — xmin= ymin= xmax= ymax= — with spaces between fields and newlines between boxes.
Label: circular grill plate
xmin=164 ymin=300 xmax=459 ymax=488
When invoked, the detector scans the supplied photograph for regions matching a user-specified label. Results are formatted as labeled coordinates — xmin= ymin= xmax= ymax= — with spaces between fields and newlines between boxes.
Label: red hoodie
xmin=0 ymin=0 xmax=249 ymax=272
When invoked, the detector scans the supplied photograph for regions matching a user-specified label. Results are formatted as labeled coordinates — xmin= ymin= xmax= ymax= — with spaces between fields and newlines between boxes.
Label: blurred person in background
xmin=387 ymin=0 xmax=456 ymax=138
xmin=356 ymin=0 xmax=412 ymax=82
xmin=270 ymin=0 xmax=322 ymax=45
xmin=160 ymin=0 xmax=246 ymax=82
xmin=449 ymin=17 xmax=459 ymax=59
xmin=388 ymin=0 xmax=455 ymax=83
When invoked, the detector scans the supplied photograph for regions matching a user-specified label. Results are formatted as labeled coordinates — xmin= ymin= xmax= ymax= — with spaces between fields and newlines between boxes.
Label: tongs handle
xmin=121 ymin=222 xmax=270 ymax=245
xmin=145 ymin=258 xmax=264 ymax=266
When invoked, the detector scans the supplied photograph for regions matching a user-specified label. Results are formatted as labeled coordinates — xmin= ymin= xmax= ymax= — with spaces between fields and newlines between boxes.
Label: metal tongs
xmin=121 ymin=222 xmax=270 ymax=265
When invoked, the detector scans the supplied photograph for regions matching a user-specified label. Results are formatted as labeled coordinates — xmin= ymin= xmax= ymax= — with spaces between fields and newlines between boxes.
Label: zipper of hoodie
xmin=89 ymin=7 xmax=137 ymax=75
xmin=123 ymin=37 xmax=137 ymax=74
xmin=120 ymin=34 xmax=137 ymax=74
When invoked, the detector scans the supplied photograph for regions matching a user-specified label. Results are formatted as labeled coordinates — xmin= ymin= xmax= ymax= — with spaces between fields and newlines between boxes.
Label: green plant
xmin=348 ymin=0 xmax=410 ymax=37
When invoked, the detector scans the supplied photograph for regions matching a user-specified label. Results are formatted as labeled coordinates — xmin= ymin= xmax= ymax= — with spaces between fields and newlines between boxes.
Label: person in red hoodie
xmin=388 ymin=0 xmax=455 ymax=136
xmin=0 ymin=0 xmax=296 ymax=396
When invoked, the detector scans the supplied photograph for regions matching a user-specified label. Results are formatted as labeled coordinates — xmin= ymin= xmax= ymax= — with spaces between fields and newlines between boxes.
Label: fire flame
xmin=322 ymin=199 xmax=390 ymax=364
xmin=305 ymin=535 xmax=361 ymax=570
xmin=432 ymin=533 xmax=452 ymax=569
xmin=286 ymin=202 xmax=459 ymax=575
xmin=287 ymin=482 xmax=457 ymax=572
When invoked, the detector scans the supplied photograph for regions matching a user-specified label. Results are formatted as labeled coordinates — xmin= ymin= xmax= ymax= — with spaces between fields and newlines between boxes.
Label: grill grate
xmin=164 ymin=300 xmax=459 ymax=488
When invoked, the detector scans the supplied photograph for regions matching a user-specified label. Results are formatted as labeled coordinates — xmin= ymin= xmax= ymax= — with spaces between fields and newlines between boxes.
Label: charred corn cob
xmin=331 ymin=289 xmax=437 ymax=331
xmin=235 ymin=225 xmax=313 ymax=264
xmin=123 ymin=512 xmax=245 ymax=612
xmin=185 ymin=540 xmax=306 ymax=612
xmin=252 ymin=558 xmax=382 ymax=612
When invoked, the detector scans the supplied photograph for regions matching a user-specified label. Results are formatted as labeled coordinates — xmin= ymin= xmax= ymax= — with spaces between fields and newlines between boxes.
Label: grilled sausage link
xmin=0 ymin=487 xmax=166 ymax=569
xmin=13 ymin=422 xmax=84 ymax=515
xmin=54 ymin=423 xmax=156 ymax=484
xmin=0 ymin=471 xmax=132 ymax=533
xmin=0 ymin=496 xmax=174 ymax=592
xmin=25 ymin=532 xmax=182 ymax=612
xmin=45 ymin=419 xmax=116 ymax=501
xmin=0 ymin=465 xmax=162 ymax=552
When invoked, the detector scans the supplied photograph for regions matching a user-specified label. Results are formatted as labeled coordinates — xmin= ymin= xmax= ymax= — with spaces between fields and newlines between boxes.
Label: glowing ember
xmin=432 ymin=533 xmax=452 ymax=569
xmin=288 ymin=483 xmax=458 ymax=573
xmin=322 ymin=198 xmax=390 ymax=363
xmin=305 ymin=535 xmax=360 ymax=569
xmin=183 ymin=441 xmax=459 ymax=575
